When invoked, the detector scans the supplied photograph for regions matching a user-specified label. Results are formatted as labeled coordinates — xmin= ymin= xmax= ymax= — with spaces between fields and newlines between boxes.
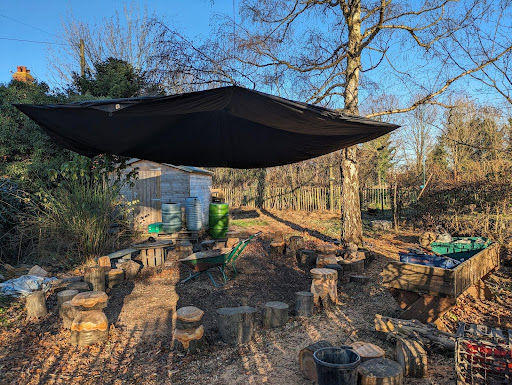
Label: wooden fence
xmin=217 ymin=185 xmax=416 ymax=212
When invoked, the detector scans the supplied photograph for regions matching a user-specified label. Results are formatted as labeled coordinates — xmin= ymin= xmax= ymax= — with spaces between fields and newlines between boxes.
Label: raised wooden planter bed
xmin=381 ymin=242 xmax=500 ymax=324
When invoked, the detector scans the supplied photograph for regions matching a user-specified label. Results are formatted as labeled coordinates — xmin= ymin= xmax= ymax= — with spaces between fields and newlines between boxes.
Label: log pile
xmin=374 ymin=314 xmax=455 ymax=352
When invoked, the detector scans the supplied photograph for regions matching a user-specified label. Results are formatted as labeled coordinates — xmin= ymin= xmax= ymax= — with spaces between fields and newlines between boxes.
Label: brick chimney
xmin=12 ymin=66 xmax=34 ymax=83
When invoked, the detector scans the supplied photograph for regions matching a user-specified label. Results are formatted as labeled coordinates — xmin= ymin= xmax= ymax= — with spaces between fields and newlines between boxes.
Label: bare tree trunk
xmin=341 ymin=4 xmax=363 ymax=246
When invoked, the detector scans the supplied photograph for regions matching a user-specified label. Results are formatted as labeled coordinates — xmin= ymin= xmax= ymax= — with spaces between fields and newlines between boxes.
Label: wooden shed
xmin=120 ymin=159 xmax=213 ymax=231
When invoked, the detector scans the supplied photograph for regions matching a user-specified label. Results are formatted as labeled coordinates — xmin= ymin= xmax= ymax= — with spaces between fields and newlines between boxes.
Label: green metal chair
xmin=179 ymin=231 xmax=261 ymax=287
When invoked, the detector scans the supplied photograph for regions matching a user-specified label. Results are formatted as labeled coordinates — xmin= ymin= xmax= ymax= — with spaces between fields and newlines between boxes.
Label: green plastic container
xmin=209 ymin=203 xmax=229 ymax=239
xmin=148 ymin=222 xmax=163 ymax=233
xmin=431 ymin=237 xmax=490 ymax=261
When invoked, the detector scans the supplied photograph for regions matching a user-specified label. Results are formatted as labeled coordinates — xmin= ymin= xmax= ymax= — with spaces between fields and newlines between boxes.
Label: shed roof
xmin=126 ymin=158 xmax=213 ymax=176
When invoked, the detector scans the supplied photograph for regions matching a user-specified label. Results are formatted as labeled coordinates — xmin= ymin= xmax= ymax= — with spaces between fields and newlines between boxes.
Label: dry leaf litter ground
xmin=1 ymin=208 xmax=511 ymax=385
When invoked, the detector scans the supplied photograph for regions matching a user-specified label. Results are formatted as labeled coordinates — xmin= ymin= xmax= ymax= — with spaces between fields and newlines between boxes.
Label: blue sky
xmin=0 ymin=0 xmax=233 ymax=86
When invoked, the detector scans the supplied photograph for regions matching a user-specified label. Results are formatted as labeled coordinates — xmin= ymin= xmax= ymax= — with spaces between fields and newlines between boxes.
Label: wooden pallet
xmin=158 ymin=230 xmax=199 ymax=243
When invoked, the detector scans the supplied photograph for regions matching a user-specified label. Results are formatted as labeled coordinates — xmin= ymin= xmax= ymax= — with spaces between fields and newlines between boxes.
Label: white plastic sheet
xmin=0 ymin=275 xmax=56 ymax=297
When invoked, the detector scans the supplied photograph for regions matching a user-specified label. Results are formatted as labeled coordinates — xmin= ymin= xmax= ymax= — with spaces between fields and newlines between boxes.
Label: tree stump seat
xmin=56 ymin=289 xmax=79 ymax=310
xmin=26 ymin=291 xmax=48 ymax=319
xmin=263 ymin=301 xmax=289 ymax=328
xmin=173 ymin=306 xmax=206 ymax=353
xmin=107 ymin=269 xmax=124 ymax=288
xmin=287 ymin=235 xmax=305 ymax=256
xmin=84 ymin=266 xmax=106 ymax=292
xmin=216 ymin=306 xmax=257 ymax=344
xmin=70 ymin=310 xmax=108 ymax=346
xmin=299 ymin=340 xmax=333 ymax=382
xmin=71 ymin=291 xmax=108 ymax=311
xmin=295 ymin=291 xmax=314 ymax=317
xmin=351 ymin=341 xmax=385 ymax=362
xmin=97 ymin=256 xmax=112 ymax=272
xmin=270 ymin=241 xmax=285 ymax=257
xmin=358 ymin=358 xmax=404 ymax=385
xmin=60 ymin=301 xmax=78 ymax=329
xmin=310 ymin=268 xmax=338 ymax=309
xmin=296 ymin=249 xmax=317 ymax=270
xmin=66 ymin=281 xmax=90 ymax=292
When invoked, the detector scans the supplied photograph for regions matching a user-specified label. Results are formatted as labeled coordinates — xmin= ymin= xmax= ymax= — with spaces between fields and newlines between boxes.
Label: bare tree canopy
xmin=46 ymin=2 xmax=161 ymax=89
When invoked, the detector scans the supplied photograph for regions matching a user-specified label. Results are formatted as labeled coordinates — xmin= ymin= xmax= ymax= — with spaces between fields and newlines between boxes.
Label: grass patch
xmin=231 ymin=218 xmax=269 ymax=228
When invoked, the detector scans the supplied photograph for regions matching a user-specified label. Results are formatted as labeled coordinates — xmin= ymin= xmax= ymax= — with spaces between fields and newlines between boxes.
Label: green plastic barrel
xmin=209 ymin=203 xmax=229 ymax=239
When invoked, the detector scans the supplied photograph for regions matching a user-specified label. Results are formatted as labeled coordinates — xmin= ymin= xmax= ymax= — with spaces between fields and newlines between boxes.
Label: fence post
xmin=329 ymin=166 xmax=334 ymax=211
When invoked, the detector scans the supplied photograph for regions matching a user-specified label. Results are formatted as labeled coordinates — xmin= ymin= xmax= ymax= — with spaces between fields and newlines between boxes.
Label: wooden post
xmin=299 ymin=340 xmax=332 ymax=382
xmin=358 ymin=358 xmax=404 ymax=385
xmin=329 ymin=165 xmax=334 ymax=211
xmin=295 ymin=291 xmax=314 ymax=317
xmin=216 ymin=306 xmax=257 ymax=344
xmin=262 ymin=301 xmax=289 ymax=328
xmin=26 ymin=291 xmax=48 ymax=319
xmin=396 ymin=338 xmax=427 ymax=378
xmin=84 ymin=266 xmax=105 ymax=292
xmin=56 ymin=289 xmax=79 ymax=311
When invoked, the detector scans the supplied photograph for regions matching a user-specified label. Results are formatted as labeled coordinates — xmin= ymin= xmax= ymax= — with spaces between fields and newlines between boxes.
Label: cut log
xmin=97 ymin=256 xmax=111 ymax=272
xmin=317 ymin=243 xmax=338 ymax=255
xmin=358 ymin=358 xmax=404 ymax=385
xmin=59 ymin=301 xmax=77 ymax=329
xmin=338 ymin=256 xmax=365 ymax=283
xmin=295 ymin=291 xmax=314 ymax=317
xmin=107 ymin=269 xmax=124 ymax=288
xmin=176 ymin=306 xmax=204 ymax=329
xmin=26 ymin=291 xmax=48 ymax=319
xmin=287 ymin=236 xmax=305 ymax=256
xmin=173 ymin=306 xmax=206 ymax=353
xmin=296 ymin=249 xmax=317 ymax=271
xmin=66 ymin=281 xmax=90 ymax=292
xmin=310 ymin=268 xmax=338 ymax=309
xmin=351 ymin=341 xmax=385 ymax=363
xmin=71 ymin=291 xmax=108 ymax=311
xmin=119 ymin=260 xmax=141 ymax=280
xmin=263 ymin=301 xmax=289 ymax=328
xmin=56 ymin=289 xmax=79 ymax=310
xmin=70 ymin=310 xmax=108 ymax=346
xmin=216 ymin=306 xmax=257 ymax=344
xmin=374 ymin=314 xmax=455 ymax=352
xmin=273 ymin=231 xmax=284 ymax=243
xmin=298 ymin=340 xmax=333 ymax=382
xmin=316 ymin=255 xmax=337 ymax=268
xmin=350 ymin=275 xmax=370 ymax=284
xmin=396 ymin=338 xmax=427 ymax=378
xmin=324 ymin=264 xmax=344 ymax=283
xmin=270 ymin=241 xmax=285 ymax=257
xmin=84 ymin=266 xmax=106 ymax=292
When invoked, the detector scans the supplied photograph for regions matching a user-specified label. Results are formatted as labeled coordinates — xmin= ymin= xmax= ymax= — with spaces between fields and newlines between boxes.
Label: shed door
xmin=133 ymin=169 xmax=162 ymax=231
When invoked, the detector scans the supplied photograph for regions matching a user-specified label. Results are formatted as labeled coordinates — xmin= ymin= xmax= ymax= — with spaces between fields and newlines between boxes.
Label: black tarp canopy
xmin=15 ymin=86 xmax=399 ymax=168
